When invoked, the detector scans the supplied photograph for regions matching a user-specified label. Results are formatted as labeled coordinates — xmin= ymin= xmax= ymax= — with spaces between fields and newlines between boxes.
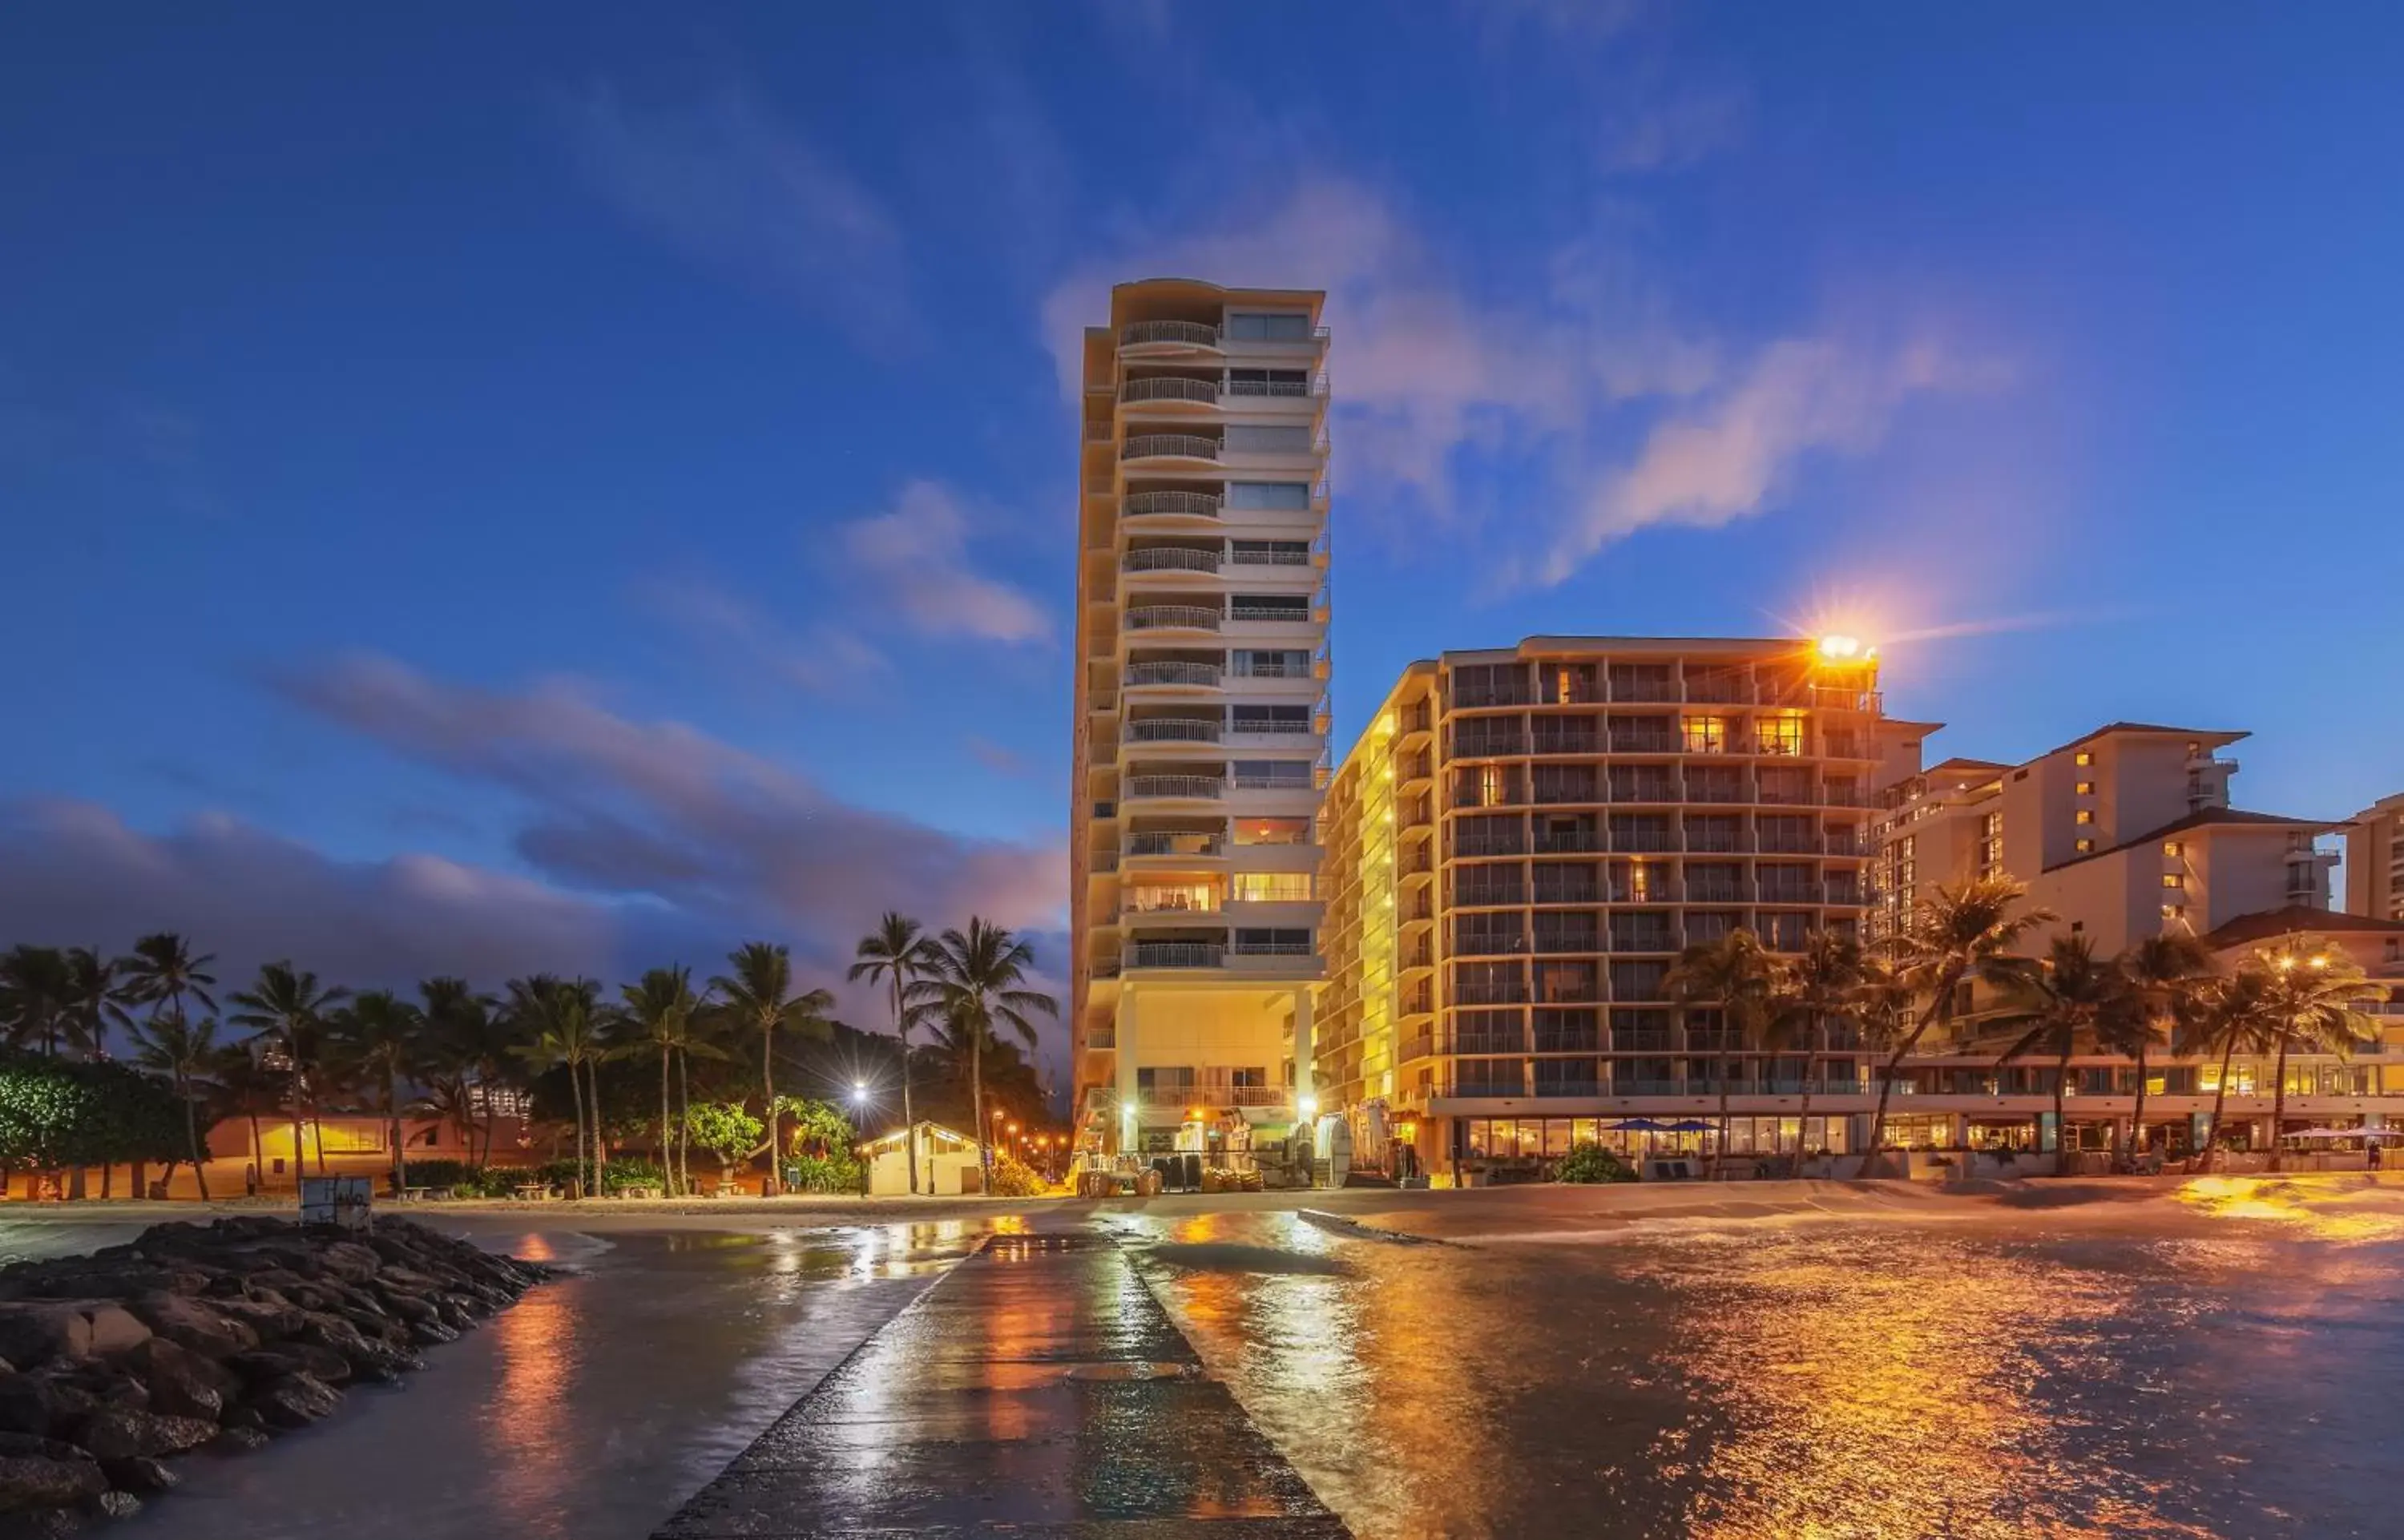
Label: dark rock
xmin=70 ymin=1410 xmax=218 ymax=1461
xmin=208 ymin=1425 xmax=269 ymax=1453
xmin=0 ymin=1506 xmax=83 ymax=1538
xmin=0 ymin=1384 xmax=49 ymax=1441
xmin=214 ymin=1405 xmax=263 ymax=1434
xmin=0 ymin=1306 xmax=148 ymax=1373
xmin=0 ymin=1454 xmax=104 ymax=1512
xmin=95 ymin=1457 xmax=173 ymax=1495
xmin=404 ymin=1318 xmax=459 ymax=1349
xmin=250 ymin=1374 xmax=341 ymax=1429
xmin=30 ymin=1381 xmax=97 ymax=1439
xmin=431 ymin=1295 xmax=478 ymax=1331
xmin=83 ymin=1492 xmax=139 ymax=1521
xmin=207 ymin=1298 xmax=304 ymax=1340
xmin=0 ymin=1439 xmax=84 ymax=1465
xmin=120 ymin=1336 xmax=236 ymax=1416
xmin=122 ymin=1296 xmax=253 ymax=1361
xmin=376 ymin=1292 xmax=436 ymax=1325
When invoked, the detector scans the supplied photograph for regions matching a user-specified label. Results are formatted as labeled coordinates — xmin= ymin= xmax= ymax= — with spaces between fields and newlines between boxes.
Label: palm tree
xmin=332 ymin=990 xmax=426 ymax=1195
xmin=509 ymin=976 xmax=607 ymax=1198
xmin=119 ymin=932 xmax=219 ymax=1034
xmin=712 ymin=943 xmax=833 ymax=1195
xmin=849 ymin=913 xmax=938 ymax=1195
xmin=64 ymin=946 xmax=128 ymax=1061
xmin=422 ymin=978 xmax=510 ymax=1166
xmin=1665 ymin=928 xmax=1781 ymax=1177
xmin=609 ymin=967 xmax=718 ymax=1195
xmin=210 ymin=1043 xmax=282 ymax=1192
xmin=1988 ymin=934 xmax=2136 ymax=1175
xmin=1769 ymin=928 xmax=1872 ymax=1163
xmin=228 ymin=961 xmax=349 ymax=1176
xmin=910 ymin=919 xmax=1057 ymax=1181
xmin=2176 ymin=969 xmax=2275 ymax=1170
xmin=2113 ymin=933 xmax=2216 ymax=1164
xmin=0 ymin=945 xmax=75 ymax=1056
xmin=1863 ymin=876 xmax=2055 ymax=1175
xmin=128 ymin=1012 xmax=220 ymax=1199
xmin=2248 ymin=937 xmax=2387 ymax=1173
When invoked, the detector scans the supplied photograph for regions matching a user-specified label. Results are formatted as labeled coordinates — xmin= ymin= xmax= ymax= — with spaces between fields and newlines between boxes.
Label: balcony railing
xmin=1125 ymin=661 xmax=1222 ymax=687
xmin=1231 ymin=658 xmax=1313 ymax=679
xmin=1127 ymin=832 xmax=1225 ymax=857
xmin=1124 ymin=892 xmax=1221 ymax=915
xmin=1129 ymin=941 xmax=1225 ymax=969
xmin=1128 ymin=719 xmax=1222 ymax=744
xmin=1123 ymin=434 xmax=1220 ymax=462
xmin=1609 ymin=732 xmax=1680 ymax=753
xmin=1224 ymin=374 xmax=1329 ymax=399
xmin=1124 ymin=547 xmax=1221 ymax=574
xmin=1232 ymin=771 xmax=1316 ymax=792
xmin=1229 ymin=603 xmax=1313 ymax=623
xmin=1226 ymin=547 xmax=1313 ymax=566
xmin=1124 ymin=490 xmax=1223 ymax=519
xmin=1127 ymin=605 xmax=1222 ymax=631
xmin=1121 ymin=320 xmax=1222 ymax=349
xmin=1120 ymin=377 xmax=1220 ymax=406
xmin=1127 ymin=776 xmax=1224 ymax=800
xmin=1531 ymin=831 xmax=1603 ymax=854
xmin=1610 ymin=830 xmax=1679 ymax=853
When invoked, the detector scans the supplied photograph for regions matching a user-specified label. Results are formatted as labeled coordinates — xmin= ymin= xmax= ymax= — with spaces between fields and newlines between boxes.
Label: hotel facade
xmin=2346 ymin=792 xmax=2404 ymax=922
xmin=1313 ymin=639 xmax=2402 ymax=1182
xmin=1067 ymin=280 xmax=1332 ymax=1159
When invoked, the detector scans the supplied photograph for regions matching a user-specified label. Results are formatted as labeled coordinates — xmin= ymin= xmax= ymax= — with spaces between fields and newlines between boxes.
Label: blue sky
xmin=4 ymin=3 xmax=2400 ymax=1059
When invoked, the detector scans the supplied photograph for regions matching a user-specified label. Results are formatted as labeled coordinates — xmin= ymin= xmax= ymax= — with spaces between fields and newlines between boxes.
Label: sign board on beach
xmin=299 ymin=1175 xmax=373 ymax=1231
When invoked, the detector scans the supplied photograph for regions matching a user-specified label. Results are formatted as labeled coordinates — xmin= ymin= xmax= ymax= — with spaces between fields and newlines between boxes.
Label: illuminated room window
xmin=2162 ymin=873 xmax=2184 ymax=889
xmin=2075 ymin=751 xmax=2093 ymax=767
xmin=1231 ymin=873 xmax=1314 ymax=903
xmin=2075 ymin=809 xmax=2095 ymax=825
xmin=1755 ymin=716 xmax=1804 ymax=756
xmin=2075 ymin=838 xmax=2095 ymax=854
xmin=2163 ymin=841 xmax=2183 ymax=857
xmin=2075 ymin=780 xmax=2095 ymax=796
xmin=1681 ymin=716 xmax=1728 ymax=754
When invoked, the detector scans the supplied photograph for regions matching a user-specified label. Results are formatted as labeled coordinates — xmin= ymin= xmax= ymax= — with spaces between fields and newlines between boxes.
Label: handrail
xmin=1127 ymin=832 xmax=1226 ymax=857
xmin=1122 ymin=434 xmax=1221 ymax=462
xmin=1124 ymin=547 xmax=1221 ymax=574
xmin=1129 ymin=941 xmax=1226 ymax=968
xmin=1230 ymin=941 xmax=1314 ymax=956
xmin=1128 ymin=719 xmax=1222 ymax=743
xmin=1127 ymin=775 xmax=1225 ymax=800
xmin=1120 ymin=320 xmax=1222 ymax=349
xmin=1226 ymin=547 xmax=1312 ymax=566
xmin=1232 ymin=770 xmax=1315 ymax=790
xmin=1121 ymin=377 xmax=1220 ymax=405
xmin=1127 ymin=605 xmax=1223 ymax=631
xmin=1223 ymin=376 xmax=1328 ymax=398
xmin=1229 ymin=603 xmax=1311 ymax=622
xmin=1123 ymin=490 xmax=1223 ymax=518
xmin=1125 ymin=662 xmax=1223 ymax=687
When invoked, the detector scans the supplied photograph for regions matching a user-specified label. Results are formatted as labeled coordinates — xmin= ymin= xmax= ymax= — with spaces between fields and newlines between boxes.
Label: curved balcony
xmin=1123 ymin=547 xmax=1222 ymax=575
xmin=1120 ymin=377 xmax=1220 ymax=408
xmin=1123 ymin=661 xmax=1224 ymax=690
xmin=1123 ymin=490 xmax=1223 ymax=521
xmin=1126 ymin=775 xmax=1226 ymax=803
xmin=1122 ymin=433 xmax=1220 ymax=463
xmin=1119 ymin=320 xmax=1223 ymax=351
xmin=1126 ymin=604 xmax=1221 ymax=635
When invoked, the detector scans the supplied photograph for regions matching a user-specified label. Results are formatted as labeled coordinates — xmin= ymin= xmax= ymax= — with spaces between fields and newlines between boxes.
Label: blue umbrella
xmin=1664 ymin=1119 xmax=1716 ymax=1133
xmin=1604 ymin=1118 xmax=1668 ymax=1131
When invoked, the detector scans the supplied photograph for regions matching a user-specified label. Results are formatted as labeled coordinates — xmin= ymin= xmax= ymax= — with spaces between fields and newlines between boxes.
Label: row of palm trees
xmin=0 ymin=914 xmax=1059 ymax=1199
xmin=1664 ymin=875 xmax=2390 ymax=1175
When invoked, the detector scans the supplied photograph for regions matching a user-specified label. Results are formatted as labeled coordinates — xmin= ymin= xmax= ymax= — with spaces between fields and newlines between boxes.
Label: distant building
xmin=1067 ymin=279 xmax=1333 ymax=1159
xmin=2345 ymin=792 xmax=2404 ymax=921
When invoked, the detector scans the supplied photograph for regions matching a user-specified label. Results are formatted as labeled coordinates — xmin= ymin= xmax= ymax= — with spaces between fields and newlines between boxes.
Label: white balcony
xmin=1125 ymin=604 xmax=1221 ymax=635
xmin=1126 ymin=775 xmax=1225 ymax=804
xmin=1122 ymin=433 xmax=1220 ymax=463
xmin=1120 ymin=377 xmax=1220 ymax=408
xmin=1123 ymin=547 xmax=1222 ymax=576
xmin=1119 ymin=320 xmax=1223 ymax=352
xmin=1123 ymin=490 xmax=1223 ymax=521
xmin=1123 ymin=662 xmax=1224 ymax=691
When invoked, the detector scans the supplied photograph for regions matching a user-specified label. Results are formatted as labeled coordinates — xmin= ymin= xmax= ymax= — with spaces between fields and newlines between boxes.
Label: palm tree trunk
xmin=2267 ymin=1034 xmax=2292 ymax=1174
xmin=184 ymin=1076 xmax=211 ymax=1201
xmin=675 ymin=1048 xmax=690 ymax=1195
xmin=1714 ymin=1050 xmax=1733 ymax=1180
xmin=586 ymin=1059 xmax=607 ymax=1197
xmin=2053 ymin=1045 xmax=2072 ymax=1175
xmin=1795 ymin=1014 xmax=1822 ymax=1172
xmin=2200 ymin=1032 xmax=2239 ymax=1171
xmin=973 ymin=1027 xmax=989 ymax=1180
xmin=2129 ymin=1039 xmax=2152 ymax=1166
xmin=896 ymin=979 xmax=917 ymax=1197
xmin=568 ymin=1058 xmax=588 ymax=1199
xmin=387 ymin=1066 xmax=406 ymax=1195
xmin=761 ymin=1019 xmax=780 ymax=1196
xmin=659 ymin=1046 xmax=674 ymax=1196
xmin=1864 ymin=989 xmax=1950 ymax=1178
xmin=247 ymin=1114 xmax=263 ymax=1192
xmin=312 ymin=1113 xmax=326 ymax=1176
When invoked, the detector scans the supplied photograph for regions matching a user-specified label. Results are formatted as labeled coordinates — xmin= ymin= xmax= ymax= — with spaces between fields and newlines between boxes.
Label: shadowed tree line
xmin=1660 ymin=875 xmax=2390 ymax=1176
xmin=0 ymin=913 xmax=1058 ymax=1199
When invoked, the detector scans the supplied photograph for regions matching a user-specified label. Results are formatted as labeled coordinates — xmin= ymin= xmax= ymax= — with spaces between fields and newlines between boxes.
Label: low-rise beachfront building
xmin=1313 ymin=637 xmax=2400 ymax=1183
xmin=2346 ymin=792 xmax=2404 ymax=922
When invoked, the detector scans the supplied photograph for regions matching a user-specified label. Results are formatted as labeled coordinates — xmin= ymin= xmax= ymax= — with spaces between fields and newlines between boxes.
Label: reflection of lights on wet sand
xmin=512 ymin=1232 xmax=558 ymax=1262
xmin=482 ymin=1276 xmax=583 ymax=1534
xmin=2171 ymin=1176 xmax=2404 ymax=1241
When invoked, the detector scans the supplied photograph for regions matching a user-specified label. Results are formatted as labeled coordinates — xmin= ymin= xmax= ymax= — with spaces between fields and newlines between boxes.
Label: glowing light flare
xmin=1816 ymin=634 xmax=1866 ymax=661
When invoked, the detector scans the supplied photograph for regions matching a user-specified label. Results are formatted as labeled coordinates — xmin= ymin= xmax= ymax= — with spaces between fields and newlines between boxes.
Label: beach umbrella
xmin=1604 ymin=1118 xmax=1668 ymax=1131
xmin=1664 ymin=1119 xmax=1716 ymax=1133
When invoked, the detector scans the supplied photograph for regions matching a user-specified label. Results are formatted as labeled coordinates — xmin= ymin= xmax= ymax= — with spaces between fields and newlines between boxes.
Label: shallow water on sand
xmin=1115 ymin=1180 xmax=2404 ymax=1540
xmin=121 ymin=1222 xmax=977 ymax=1540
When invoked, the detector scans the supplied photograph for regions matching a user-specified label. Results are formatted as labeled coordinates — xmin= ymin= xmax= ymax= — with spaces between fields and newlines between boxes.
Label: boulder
xmin=123 ymin=1296 xmax=254 ymax=1361
xmin=0 ymin=1440 xmax=83 ymax=1466
xmin=0 ymin=1506 xmax=82 ymax=1538
xmin=119 ymin=1337 xmax=236 ymax=1422
xmin=69 ymin=1410 xmax=218 ymax=1461
xmin=0 ymin=1455 xmax=103 ymax=1513
xmin=249 ymin=1374 xmax=341 ymax=1429
xmin=0 ymin=1305 xmax=150 ymax=1373
xmin=85 ymin=1491 xmax=140 ymax=1521
xmin=95 ymin=1457 xmax=174 ymax=1495
xmin=0 ymin=1384 xmax=50 ymax=1441
xmin=208 ymin=1297 xmax=304 ymax=1340
xmin=208 ymin=1425 xmax=269 ymax=1453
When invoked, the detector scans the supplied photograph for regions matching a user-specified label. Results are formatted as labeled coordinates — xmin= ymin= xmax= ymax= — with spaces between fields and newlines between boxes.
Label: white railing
xmin=1123 ymin=434 xmax=1220 ymax=462
xmin=1121 ymin=320 xmax=1222 ymax=349
xmin=1230 ymin=940 xmax=1314 ymax=957
xmin=1128 ymin=719 xmax=1222 ymax=743
xmin=1127 ymin=775 xmax=1225 ymax=800
xmin=1129 ymin=941 xmax=1226 ymax=969
xmin=1124 ymin=547 xmax=1221 ymax=574
xmin=1127 ymin=832 xmax=1226 ymax=857
xmin=1124 ymin=892 xmax=1222 ymax=914
xmin=1124 ymin=490 xmax=1222 ymax=518
xmin=1127 ymin=605 xmax=1222 ymax=631
xmin=1226 ymin=547 xmax=1312 ymax=566
xmin=1121 ymin=377 xmax=1220 ymax=405
xmin=1229 ymin=603 xmax=1312 ymax=623
xmin=1125 ymin=662 xmax=1223 ymax=687
xmin=1231 ymin=659 xmax=1310 ymax=679
xmin=1232 ymin=771 xmax=1315 ymax=791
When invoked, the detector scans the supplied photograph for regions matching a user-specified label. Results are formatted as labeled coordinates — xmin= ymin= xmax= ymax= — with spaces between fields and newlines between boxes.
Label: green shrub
xmin=0 ymin=1049 xmax=188 ymax=1170
xmin=601 ymin=1158 xmax=664 ymax=1195
xmin=404 ymin=1158 xmax=480 ymax=1191
xmin=986 ymin=1152 xmax=1048 ymax=1198
xmin=780 ymin=1154 xmax=861 ymax=1193
xmin=1555 ymin=1143 xmax=1636 ymax=1184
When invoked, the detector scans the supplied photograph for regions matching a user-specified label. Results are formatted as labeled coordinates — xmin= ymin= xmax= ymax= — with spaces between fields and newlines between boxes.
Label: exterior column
xmin=1114 ymin=987 xmax=1140 ymax=1156
xmin=1291 ymin=986 xmax=1317 ymax=1122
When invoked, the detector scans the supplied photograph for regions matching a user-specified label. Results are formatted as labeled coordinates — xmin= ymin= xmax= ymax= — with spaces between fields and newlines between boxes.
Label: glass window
xmin=1224 ymin=424 xmax=1315 ymax=454
xmin=1232 ymin=816 xmax=1310 ymax=845
xmin=1225 ymin=311 xmax=1313 ymax=341
xmin=2075 ymin=751 xmax=2093 ymax=767
xmin=2075 ymin=809 xmax=2095 ymax=824
xmin=1224 ymin=482 xmax=1312 ymax=510
xmin=1682 ymin=716 xmax=1728 ymax=753
xmin=1230 ymin=872 xmax=1314 ymax=903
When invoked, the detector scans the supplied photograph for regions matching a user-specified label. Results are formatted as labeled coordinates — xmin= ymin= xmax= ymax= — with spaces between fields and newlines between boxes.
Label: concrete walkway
xmin=655 ymin=1232 xmax=1347 ymax=1538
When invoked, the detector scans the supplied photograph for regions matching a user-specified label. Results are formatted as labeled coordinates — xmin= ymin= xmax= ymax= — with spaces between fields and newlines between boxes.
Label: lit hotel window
xmin=2161 ymin=903 xmax=2186 ymax=921
xmin=2075 ymin=809 xmax=2095 ymax=825
xmin=2162 ymin=873 xmax=2184 ymax=889
xmin=2075 ymin=780 xmax=2095 ymax=796
xmin=2075 ymin=838 xmax=2095 ymax=854
xmin=2075 ymin=752 xmax=2093 ymax=767
xmin=2163 ymin=841 xmax=2183 ymax=857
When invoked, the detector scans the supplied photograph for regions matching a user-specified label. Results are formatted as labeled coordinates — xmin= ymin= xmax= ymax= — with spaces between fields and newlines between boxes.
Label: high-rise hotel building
xmin=1315 ymin=636 xmax=1886 ymax=1175
xmin=1067 ymin=280 xmax=1331 ymax=1156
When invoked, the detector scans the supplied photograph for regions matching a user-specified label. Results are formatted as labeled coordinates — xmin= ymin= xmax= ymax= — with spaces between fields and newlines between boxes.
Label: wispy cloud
xmin=552 ymin=82 xmax=912 ymax=347
xmin=835 ymin=480 xmax=1052 ymax=644
xmin=644 ymin=575 xmax=889 ymax=696
xmin=965 ymin=735 xmax=1031 ymax=777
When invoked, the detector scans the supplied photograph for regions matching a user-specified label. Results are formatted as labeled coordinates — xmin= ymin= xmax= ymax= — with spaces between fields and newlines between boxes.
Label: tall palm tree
xmin=1863 ymin=876 xmax=2055 ymax=1175
xmin=119 ymin=932 xmax=218 ymax=1037
xmin=422 ymin=977 xmax=510 ymax=1166
xmin=2113 ymin=933 xmax=2216 ymax=1163
xmin=333 ymin=990 xmax=426 ymax=1195
xmin=910 ymin=919 xmax=1057 ymax=1181
xmin=2247 ymin=937 xmax=2387 ymax=1173
xmin=1988 ymin=934 xmax=2137 ymax=1175
xmin=849 ymin=913 xmax=938 ymax=1195
xmin=2176 ymin=968 xmax=2276 ymax=1170
xmin=712 ymin=944 xmax=833 ymax=1195
xmin=1665 ymin=928 xmax=1781 ymax=1176
xmin=228 ymin=961 xmax=349 ymax=1177
xmin=128 ymin=1012 xmax=220 ymax=1199
xmin=0 ymin=945 xmax=75 ymax=1056
xmin=509 ymin=976 xmax=608 ymax=1198
xmin=609 ymin=967 xmax=718 ymax=1196
xmin=210 ymin=1043 xmax=283 ymax=1193
xmin=64 ymin=946 xmax=128 ymax=1061
xmin=1769 ymin=928 xmax=1872 ymax=1161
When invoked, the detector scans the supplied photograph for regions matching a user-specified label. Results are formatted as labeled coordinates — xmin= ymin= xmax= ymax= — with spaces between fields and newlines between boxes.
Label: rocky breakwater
xmin=0 ymin=1215 xmax=547 ymax=1534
